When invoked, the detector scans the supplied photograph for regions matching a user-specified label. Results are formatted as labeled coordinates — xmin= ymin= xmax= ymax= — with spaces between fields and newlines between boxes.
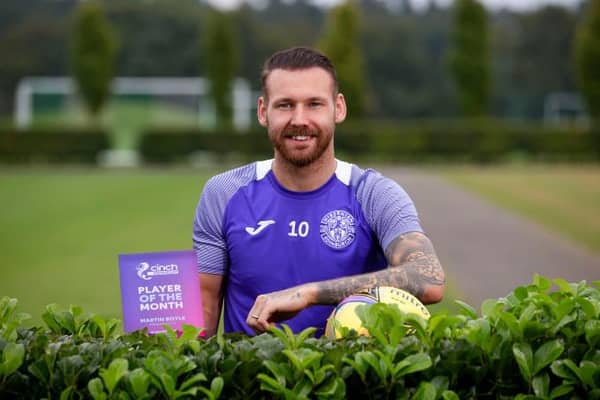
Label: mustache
xmin=281 ymin=126 xmax=319 ymax=137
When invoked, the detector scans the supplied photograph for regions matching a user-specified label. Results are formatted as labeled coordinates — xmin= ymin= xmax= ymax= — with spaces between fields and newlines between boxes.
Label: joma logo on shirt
xmin=245 ymin=220 xmax=276 ymax=236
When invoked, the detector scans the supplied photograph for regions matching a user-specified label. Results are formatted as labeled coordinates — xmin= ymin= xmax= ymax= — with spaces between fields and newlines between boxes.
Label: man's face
xmin=257 ymin=67 xmax=347 ymax=167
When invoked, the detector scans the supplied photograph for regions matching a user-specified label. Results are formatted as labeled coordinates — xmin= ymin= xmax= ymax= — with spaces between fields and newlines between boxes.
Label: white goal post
xmin=14 ymin=76 xmax=254 ymax=130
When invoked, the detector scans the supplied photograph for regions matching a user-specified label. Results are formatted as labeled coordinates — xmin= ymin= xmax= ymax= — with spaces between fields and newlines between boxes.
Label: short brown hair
xmin=261 ymin=47 xmax=339 ymax=97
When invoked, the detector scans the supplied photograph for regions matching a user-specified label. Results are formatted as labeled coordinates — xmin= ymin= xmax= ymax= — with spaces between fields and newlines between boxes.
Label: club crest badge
xmin=320 ymin=210 xmax=356 ymax=249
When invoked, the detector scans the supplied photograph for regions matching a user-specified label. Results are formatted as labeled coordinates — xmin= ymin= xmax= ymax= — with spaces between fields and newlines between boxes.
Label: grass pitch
xmin=0 ymin=168 xmax=215 ymax=323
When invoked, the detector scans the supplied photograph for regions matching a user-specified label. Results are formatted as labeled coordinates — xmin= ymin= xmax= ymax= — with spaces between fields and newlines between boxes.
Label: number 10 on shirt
xmin=288 ymin=220 xmax=310 ymax=237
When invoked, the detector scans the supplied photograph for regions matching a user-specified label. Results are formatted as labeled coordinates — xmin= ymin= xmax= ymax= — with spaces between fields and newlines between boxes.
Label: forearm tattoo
xmin=315 ymin=232 xmax=445 ymax=304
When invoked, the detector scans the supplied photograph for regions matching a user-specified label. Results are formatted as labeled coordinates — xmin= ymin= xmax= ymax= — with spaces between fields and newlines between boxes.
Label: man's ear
xmin=257 ymin=96 xmax=268 ymax=127
xmin=335 ymin=93 xmax=347 ymax=124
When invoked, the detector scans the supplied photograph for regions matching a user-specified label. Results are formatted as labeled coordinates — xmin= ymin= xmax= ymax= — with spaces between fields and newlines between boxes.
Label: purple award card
xmin=119 ymin=250 xmax=204 ymax=335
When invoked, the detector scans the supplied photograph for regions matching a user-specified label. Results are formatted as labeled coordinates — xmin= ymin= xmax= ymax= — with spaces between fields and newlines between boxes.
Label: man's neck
xmin=272 ymin=156 xmax=337 ymax=192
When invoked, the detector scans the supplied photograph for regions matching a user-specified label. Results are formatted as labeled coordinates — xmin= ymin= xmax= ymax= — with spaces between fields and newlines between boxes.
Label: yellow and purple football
xmin=324 ymin=286 xmax=430 ymax=339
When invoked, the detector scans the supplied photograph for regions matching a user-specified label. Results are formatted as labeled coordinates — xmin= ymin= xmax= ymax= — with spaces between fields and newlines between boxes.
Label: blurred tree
xmin=106 ymin=0 xmax=204 ymax=76
xmin=448 ymin=0 xmax=491 ymax=117
xmin=70 ymin=1 xmax=118 ymax=118
xmin=497 ymin=6 xmax=577 ymax=118
xmin=362 ymin=8 xmax=454 ymax=118
xmin=0 ymin=0 xmax=583 ymax=122
xmin=0 ymin=0 xmax=76 ymax=37
xmin=234 ymin=1 xmax=323 ymax=89
xmin=0 ymin=16 xmax=69 ymax=117
xmin=202 ymin=9 xmax=239 ymax=130
xmin=574 ymin=0 xmax=600 ymax=121
xmin=319 ymin=1 xmax=367 ymax=119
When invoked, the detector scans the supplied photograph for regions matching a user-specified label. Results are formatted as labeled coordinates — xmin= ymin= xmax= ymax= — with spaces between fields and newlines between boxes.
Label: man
xmin=193 ymin=46 xmax=445 ymax=337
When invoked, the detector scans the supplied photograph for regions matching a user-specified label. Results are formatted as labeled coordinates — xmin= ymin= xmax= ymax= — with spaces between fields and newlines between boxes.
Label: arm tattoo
xmin=384 ymin=232 xmax=445 ymax=294
xmin=315 ymin=232 xmax=445 ymax=304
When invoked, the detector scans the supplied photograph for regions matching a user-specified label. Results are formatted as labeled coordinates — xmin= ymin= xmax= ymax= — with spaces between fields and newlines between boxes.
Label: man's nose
xmin=290 ymin=105 xmax=308 ymax=126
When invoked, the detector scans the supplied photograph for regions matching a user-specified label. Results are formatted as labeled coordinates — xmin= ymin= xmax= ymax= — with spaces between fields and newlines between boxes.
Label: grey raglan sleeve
xmin=355 ymin=169 xmax=424 ymax=253
xmin=193 ymin=176 xmax=230 ymax=275
xmin=193 ymin=163 xmax=257 ymax=275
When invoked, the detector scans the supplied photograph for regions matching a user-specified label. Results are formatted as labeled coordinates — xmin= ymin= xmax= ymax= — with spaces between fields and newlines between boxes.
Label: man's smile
xmin=291 ymin=135 xmax=310 ymax=141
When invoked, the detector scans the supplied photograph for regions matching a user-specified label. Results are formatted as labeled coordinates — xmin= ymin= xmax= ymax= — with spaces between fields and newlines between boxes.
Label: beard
xmin=269 ymin=124 xmax=333 ymax=167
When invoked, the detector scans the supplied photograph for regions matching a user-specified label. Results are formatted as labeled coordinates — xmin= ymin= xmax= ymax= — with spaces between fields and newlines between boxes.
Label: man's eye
xmin=277 ymin=103 xmax=292 ymax=109
xmin=310 ymin=102 xmax=323 ymax=108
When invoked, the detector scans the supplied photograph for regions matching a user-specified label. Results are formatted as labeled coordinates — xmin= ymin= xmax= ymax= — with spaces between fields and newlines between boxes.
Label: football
xmin=324 ymin=286 xmax=431 ymax=339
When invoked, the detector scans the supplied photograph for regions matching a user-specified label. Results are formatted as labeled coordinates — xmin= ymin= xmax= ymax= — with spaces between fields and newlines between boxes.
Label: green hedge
xmin=340 ymin=120 xmax=596 ymax=162
xmin=0 ymin=127 xmax=111 ymax=164
xmin=138 ymin=128 xmax=272 ymax=164
xmin=0 ymin=121 xmax=595 ymax=165
xmin=139 ymin=120 xmax=598 ymax=164
xmin=1 ymin=275 xmax=599 ymax=399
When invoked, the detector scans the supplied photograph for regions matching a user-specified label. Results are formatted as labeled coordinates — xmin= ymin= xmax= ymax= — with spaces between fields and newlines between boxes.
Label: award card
xmin=119 ymin=250 xmax=204 ymax=334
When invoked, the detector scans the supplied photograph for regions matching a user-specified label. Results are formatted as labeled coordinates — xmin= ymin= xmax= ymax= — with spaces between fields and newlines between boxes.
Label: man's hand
xmin=246 ymin=284 xmax=316 ymax=334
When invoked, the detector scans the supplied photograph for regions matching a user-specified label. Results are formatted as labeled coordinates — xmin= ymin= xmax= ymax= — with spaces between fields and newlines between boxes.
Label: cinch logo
xmin=136 ymin=262 xmax=179 ymax=280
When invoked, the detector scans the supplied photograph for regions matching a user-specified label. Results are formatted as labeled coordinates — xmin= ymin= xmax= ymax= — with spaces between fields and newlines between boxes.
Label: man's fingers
xmin=246 ymin=313 xmax=272 ymax=334
xmin=246 ymin=294 xmax=271 ymax=332
xmin=246 ymin=312 xmax=262 ymax=332
xmin=248 ymin=294 xmax=268 ymax=319
xmin=246 ymin=289 xmax=307 ymax=333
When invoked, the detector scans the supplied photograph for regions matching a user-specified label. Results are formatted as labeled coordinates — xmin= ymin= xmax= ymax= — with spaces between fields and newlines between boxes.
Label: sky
xmin=208 ymin=0 xmax=581 ymax=11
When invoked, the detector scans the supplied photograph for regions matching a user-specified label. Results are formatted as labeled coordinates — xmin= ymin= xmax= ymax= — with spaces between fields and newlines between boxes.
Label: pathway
xmin=378 ymin=166 xmax=600 ymax=308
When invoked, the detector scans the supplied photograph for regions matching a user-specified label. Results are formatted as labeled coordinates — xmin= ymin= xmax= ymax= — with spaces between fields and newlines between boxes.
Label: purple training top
xmin=193 ymin=159 xmax=423 ymax=336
